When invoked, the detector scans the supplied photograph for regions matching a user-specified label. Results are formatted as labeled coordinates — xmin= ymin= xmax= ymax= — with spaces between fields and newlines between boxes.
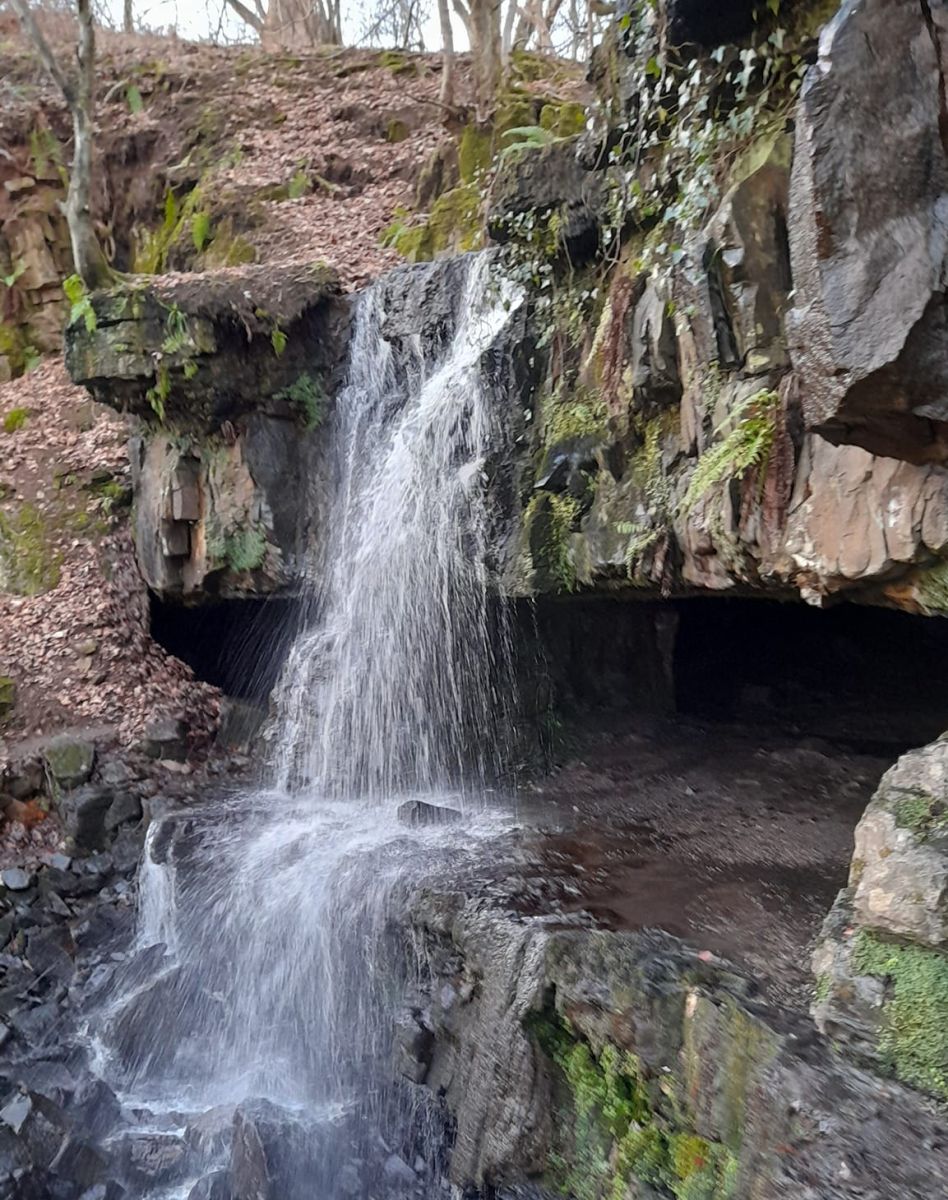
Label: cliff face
xmin=502 ymin=0 xmax=948 ymax=613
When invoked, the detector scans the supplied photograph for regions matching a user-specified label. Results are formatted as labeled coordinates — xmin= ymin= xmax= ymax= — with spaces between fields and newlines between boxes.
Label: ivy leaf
xmin=126 ymin=85 xmax=144 ymax=114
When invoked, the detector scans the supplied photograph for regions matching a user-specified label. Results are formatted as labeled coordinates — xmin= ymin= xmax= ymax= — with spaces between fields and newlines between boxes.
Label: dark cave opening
xmin=149 ymin=594 xmax=300 ymax=703
xmin=673 ymin=597 xmax=948 ymax=749
xmin=524 ymin=594 xmax=948 ymax=752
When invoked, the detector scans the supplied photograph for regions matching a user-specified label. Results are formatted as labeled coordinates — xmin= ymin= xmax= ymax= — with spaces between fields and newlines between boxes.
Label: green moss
xmin=892 ymin=789 xmax=948 ymax=839
xmin=28 ymin=126 xmax=63 ymax=177
xmin=526 ymin=1008 xmax=737 ymax=1200
xmin=201 ymin=218 xmax=257 ymax=267
xmin=540 ymin=101 xmax=587 ymax=138
xmin=378 ymin=49 xmax=417 ymax=75
xmin=0 ymin=322 xmax=27 ymax=375
xmin=288 ymin=168 xmax=310 ymax=199
xmin=525 ymin=492 xmax=581 ymax=593
xmin=2 ymin=407 xmax=29 ymax=433
xmin=0 ymin=675 xmax=14 ymax=719
xmin=852 ymin=932 xmax=948 ymax=1100
xmin=386 ymin=118 xmax=410 ymax=144
xmin=0 ymin=504 xmax=61 ymax=595
xmin=541 ymin=383 xmax=608 ymax=447
xmin=458 ymin=124 xmax=493 ymax=183
xmin=428 ymin=183 xmax=484 ymax=253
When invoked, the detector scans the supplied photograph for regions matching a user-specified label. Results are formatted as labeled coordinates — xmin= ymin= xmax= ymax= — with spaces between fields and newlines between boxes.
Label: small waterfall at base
xmin=92 ymin=254 xmax=522 ymax=1199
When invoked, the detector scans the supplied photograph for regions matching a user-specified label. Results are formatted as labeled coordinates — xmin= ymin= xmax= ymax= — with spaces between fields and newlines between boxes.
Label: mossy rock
xmin=43 ymin=736 xmax=95 ymax=790
xmin=525 ymin=492 xmax=581 ymax=593
xmin=378 ymin=49 xmax=418 ymax=76
xmin=526 ymin=1007 xmax=738 ymax=1200
xmin=851 ymin=932 xmax=948 ymax=1101
xmin=386 ymin=118 xmax=410 ymax=144
xmin=0 ymin=504 xmax=61 ymax=595
xmin=540 ymin=100 xmax=587 ymax=138
xmin=2 ymin=407 xmax=29 ymax=434
xmin=0 ymin=676 xmax=14 ymax=720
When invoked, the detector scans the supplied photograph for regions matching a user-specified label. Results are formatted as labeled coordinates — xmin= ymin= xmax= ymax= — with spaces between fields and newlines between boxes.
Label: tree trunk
xmin=438 ymin=0 xmax=455 ymax=107
xmin=263 ymin=0 xmax=342 ymax=47
xmin=70 ymin=0 xmax=114 ymax=288
xmin=467 ymin=0 xmax=502 ymax=114
xmin=123 ymin=0 xmax=134 ymax=33
xmin=9 ymin=0 xmax=114 ymax=290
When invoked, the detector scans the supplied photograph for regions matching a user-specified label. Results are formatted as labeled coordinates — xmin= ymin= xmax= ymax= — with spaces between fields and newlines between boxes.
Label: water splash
xmin=95 ymin=254 xmax=522 ymax=1194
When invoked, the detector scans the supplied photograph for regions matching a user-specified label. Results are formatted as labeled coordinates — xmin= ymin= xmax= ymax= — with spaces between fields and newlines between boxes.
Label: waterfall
xmin=277 ymin=252 xmax=515 ymax=799
xmin=92 ymin=254 xmax=522 ymax=1197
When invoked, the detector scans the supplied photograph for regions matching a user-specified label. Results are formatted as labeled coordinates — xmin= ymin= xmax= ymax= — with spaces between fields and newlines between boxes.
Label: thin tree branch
xmin=224 ymin=0 xmax=264 ymax=32
xmin=8 ymin=0 xmax=76 ymax=107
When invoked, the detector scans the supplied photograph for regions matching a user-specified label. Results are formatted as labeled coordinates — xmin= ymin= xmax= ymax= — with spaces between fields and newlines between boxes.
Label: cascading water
xmin=91 ymin=254 xmax=522 ymax=1198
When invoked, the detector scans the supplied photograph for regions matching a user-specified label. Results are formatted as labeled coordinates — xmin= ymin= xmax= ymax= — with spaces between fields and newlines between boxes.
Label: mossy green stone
xmin=43 ymin=737 xmax=95 ymax=789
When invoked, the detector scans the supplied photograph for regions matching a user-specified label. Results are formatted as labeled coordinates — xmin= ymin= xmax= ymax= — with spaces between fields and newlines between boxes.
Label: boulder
xmin=139 ymin=718 xmax=188 ymax=763
xmin=850 ymin=738 xmax=948 ymax=948
xmin=230 ymin=1100 xmax=337 ymax=1200
xmin=1 ymin=868 xmax=33 ymax=892
xmin=118 ymin=1131 xmax=191 ymax=1187
xmin=487 ymin=139 xmax=603 ymax=264
xmin=396 ymin=800 xmax=462 ymax=827
xmin=43 ymin=737 xmax=95 ymax=790
xmin=56 ymin=786 xmax=113 ymax=853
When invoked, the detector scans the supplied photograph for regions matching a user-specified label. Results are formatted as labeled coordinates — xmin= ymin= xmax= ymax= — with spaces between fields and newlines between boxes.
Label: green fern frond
xmin=680 ymin=387 xmax=779 ymax=515
xmin=498 ymin=125 xmax=563 ymax=162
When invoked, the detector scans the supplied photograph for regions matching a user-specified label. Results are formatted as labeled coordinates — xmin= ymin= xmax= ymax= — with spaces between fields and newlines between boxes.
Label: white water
xmin=94 ymin=255 xmax=522 ymax=1194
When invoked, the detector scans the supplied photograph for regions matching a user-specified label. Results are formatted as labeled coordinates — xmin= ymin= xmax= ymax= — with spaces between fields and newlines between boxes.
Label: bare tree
xmin=123 ymin=0 xmax=133 ymax=32
xmin=452 ymin=0 xmax=502 ymax=113
xmin=358 ymin=0 xmax=430 ymax=50
xmin=436 ymin=0 xmax=454 ymax=104
xmin=224 ymin=0 xmax=342 ymax=46
xmin=9 ymin=0 xmax=114 ymax=289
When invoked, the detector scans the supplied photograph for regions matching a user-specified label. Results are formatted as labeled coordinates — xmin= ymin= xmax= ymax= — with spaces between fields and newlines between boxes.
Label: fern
xmin=680 ymin=387 xmax=780 ymax=515
xmin=161 ymin=304 xmax=191 ymax=354
xmin=191 ymin=211 xmax=213 ymax=253
xmin=63 ymin=274 xmax=96 ymax=333
xmin=498 ymin=125 xmax=563 ymax=162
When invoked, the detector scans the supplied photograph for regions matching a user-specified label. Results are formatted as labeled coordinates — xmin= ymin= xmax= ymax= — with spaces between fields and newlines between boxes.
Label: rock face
xmin=466 ymin=0 xmax=948 ymax=619
xmin=65 ymin=264 xmax=348 ymax=601
xmin=787 ymin=0 xmax=948 ymax=464
xmin=405 ymin=896 xmax=948 ymax=1199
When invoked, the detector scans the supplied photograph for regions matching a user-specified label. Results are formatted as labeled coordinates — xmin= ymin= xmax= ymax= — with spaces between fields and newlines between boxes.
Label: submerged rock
xmin=396 ymin=800 xmax=461 ymax=828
